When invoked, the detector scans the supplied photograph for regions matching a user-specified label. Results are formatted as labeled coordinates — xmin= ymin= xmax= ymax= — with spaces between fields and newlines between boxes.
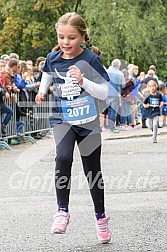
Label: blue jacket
xmin=14 ymin=74 xmax=27 ymax=89
xmin=130 ymin=74 xmax=140 ymax=99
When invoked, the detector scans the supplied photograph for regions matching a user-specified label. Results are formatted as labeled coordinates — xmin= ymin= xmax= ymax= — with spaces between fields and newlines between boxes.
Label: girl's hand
xmin=145 ymin=103 xmax=150 ymax=108
xmin=68 ymin=65 xmax=83 ymax=86
xmin=35 ymin=92 xmax=46 ymax=104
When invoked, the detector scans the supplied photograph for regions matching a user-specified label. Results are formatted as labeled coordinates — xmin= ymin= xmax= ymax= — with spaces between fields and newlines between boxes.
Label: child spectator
xmin=143 ymin=80 xmax=163 ymax=143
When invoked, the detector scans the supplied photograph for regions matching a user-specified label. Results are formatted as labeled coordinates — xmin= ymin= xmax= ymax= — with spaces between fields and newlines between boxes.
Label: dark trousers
xmin=16 ymin=120 xmax=25 ymax=133
xmin=53 ymin=124 xmax=105 ymax=213
xmin=1 ymin=104 xmax=13 ymax=126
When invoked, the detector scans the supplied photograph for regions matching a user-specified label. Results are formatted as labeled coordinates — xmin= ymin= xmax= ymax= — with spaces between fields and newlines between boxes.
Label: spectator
xmin=121 ymin=69 xmax=134 ymax=130
xmin=107 ymin=59 xmax=125 ymax=133
xmin=15 ymin=96 xmax=29 ymax=136
xmin=0 ymin=85 xmax=13 ymax=135
xmin=26 ymin=59 xmax=33 ymax=68
xmin=0 ymin=54 xmax=10 ymax=71
xmin=148 ymin=65 xmax=159 ymax=82
xmin=129 ymin=64 xmax=141 ymax=127
xmin=141 ymin=70 xmax=158 ymax=86
xmin=20 ymin=61 xmax=28 ymax=75
xmin=35 ymin=56 xmax=46 ymax=68
xmin=4 ymin=59 xmax=20 ymax=93
xmin=0 ymin=59 xmax=14 ymax=135
xmin=0 ymin=60 xmax=6 ymax=86
xmin=1 ymin=54 xmax=10 ymax=64
xmin=9 ymin=52 xmax=19 ymax=60
xmin=35 ymin=60 xmax=45 ymax=82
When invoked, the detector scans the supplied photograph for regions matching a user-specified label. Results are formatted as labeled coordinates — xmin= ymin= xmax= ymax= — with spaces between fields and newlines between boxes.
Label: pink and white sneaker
xmin=51 ymin=210 xmax=70 ymax=234
xmin=95 ymin=215 xmax=112 ymax=244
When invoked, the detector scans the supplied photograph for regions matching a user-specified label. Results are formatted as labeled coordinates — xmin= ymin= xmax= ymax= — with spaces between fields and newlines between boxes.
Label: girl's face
xmin=148 ymin=82 xmax=157 ymax=94
xmin=57 ymin=24 xmax=85 ymax=59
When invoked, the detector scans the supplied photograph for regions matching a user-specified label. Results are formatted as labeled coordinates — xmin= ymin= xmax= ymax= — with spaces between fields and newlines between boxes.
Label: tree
xmin=81 ymin=0 xmax=167 ymax=78
xmin=0 ymin=0 xmax=166 ymax=78
xmin=0 ymin=0 xmax=82 ymax=61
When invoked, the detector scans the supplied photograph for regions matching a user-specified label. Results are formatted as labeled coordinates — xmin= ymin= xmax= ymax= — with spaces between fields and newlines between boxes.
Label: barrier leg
xmin=0 ymin=140 xmax=12 ymax=150
xmin=18 ymin=135 xmax=37 ymax=144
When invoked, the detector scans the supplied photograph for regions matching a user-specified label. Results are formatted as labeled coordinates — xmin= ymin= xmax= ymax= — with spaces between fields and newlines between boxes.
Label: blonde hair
xmin=147 ymin=80 xmax=158 ymax=89
xmin=54 ymin=12 xmax=101 ymax=56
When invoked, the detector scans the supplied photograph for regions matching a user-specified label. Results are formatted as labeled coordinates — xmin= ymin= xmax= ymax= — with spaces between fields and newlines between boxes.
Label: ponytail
xmin=85 ymin=34 xmax=102 ymax=56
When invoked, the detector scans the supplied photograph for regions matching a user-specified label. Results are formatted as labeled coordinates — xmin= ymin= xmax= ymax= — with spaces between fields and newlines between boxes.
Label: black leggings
xmin=53 ymin=124 xmax=105 ymax=213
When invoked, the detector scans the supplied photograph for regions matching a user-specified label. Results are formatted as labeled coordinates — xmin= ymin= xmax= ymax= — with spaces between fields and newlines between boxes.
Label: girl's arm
xmin=69 ymin=65 xmax=108 ymax=100
xmin=38 ymin=72 xmax=52 ymax=93
xmin=35 ymin=72 xmax=52 ymax=103
xmin=81 ymin=78 xmax=108 ymax=100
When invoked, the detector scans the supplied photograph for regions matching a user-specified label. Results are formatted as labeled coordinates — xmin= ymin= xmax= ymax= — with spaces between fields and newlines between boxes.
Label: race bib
xmin=149 ymin=98 xmax=159 ymax=107
xmin=61 ymin=96 xmax=97 ymax=125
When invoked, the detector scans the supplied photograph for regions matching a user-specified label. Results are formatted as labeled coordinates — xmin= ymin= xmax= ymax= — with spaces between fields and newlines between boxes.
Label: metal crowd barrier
xmin=0 ymin=91 xmax=52 ymax=150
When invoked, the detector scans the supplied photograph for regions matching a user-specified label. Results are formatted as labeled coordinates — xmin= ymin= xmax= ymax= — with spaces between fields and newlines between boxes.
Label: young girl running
xmin=35 ymin=12 xmax=111 ymax=244
xmin=143 ymin=80 xmax=163 ymax=143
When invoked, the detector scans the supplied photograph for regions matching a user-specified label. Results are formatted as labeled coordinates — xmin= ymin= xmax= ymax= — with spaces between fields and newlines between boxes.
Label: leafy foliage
xmin=0 ymin=0 xmax=82 ymax=60
xmin=81 ymin=0 xmax=167 ymax=78
xmin=0 ymin=0 xmax=166 ymax=78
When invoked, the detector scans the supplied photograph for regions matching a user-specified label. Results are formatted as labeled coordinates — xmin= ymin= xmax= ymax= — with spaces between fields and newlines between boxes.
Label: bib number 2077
xmin=67 ymin=105 xmax=89 ymax=117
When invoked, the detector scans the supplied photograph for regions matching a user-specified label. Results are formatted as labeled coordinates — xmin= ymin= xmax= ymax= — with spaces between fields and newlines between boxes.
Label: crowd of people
xmin=0 ymin=53 xmax=54 ymax=143
xmin=0 ymin=53 xmax=167 ymax=143
xmin=101 ymin=60 xmax=167 ymax=141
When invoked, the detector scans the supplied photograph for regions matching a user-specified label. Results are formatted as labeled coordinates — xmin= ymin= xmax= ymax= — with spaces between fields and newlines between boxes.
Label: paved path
xmin=0 ymin=123 xmax=167 ymax=252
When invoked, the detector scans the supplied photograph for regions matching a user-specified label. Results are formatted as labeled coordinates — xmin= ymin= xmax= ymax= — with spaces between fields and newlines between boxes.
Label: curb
xmin=104 ymin=131 xmax=167 ymax=141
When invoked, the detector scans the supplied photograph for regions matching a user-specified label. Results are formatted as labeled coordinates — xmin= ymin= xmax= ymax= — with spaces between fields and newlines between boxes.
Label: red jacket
xmin=121 ymin=80 xmax=134 ymax=102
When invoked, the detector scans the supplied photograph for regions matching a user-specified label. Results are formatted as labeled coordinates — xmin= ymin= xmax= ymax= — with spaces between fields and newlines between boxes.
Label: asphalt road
xmin=0 ymin=131 xmax=167 ymax=252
